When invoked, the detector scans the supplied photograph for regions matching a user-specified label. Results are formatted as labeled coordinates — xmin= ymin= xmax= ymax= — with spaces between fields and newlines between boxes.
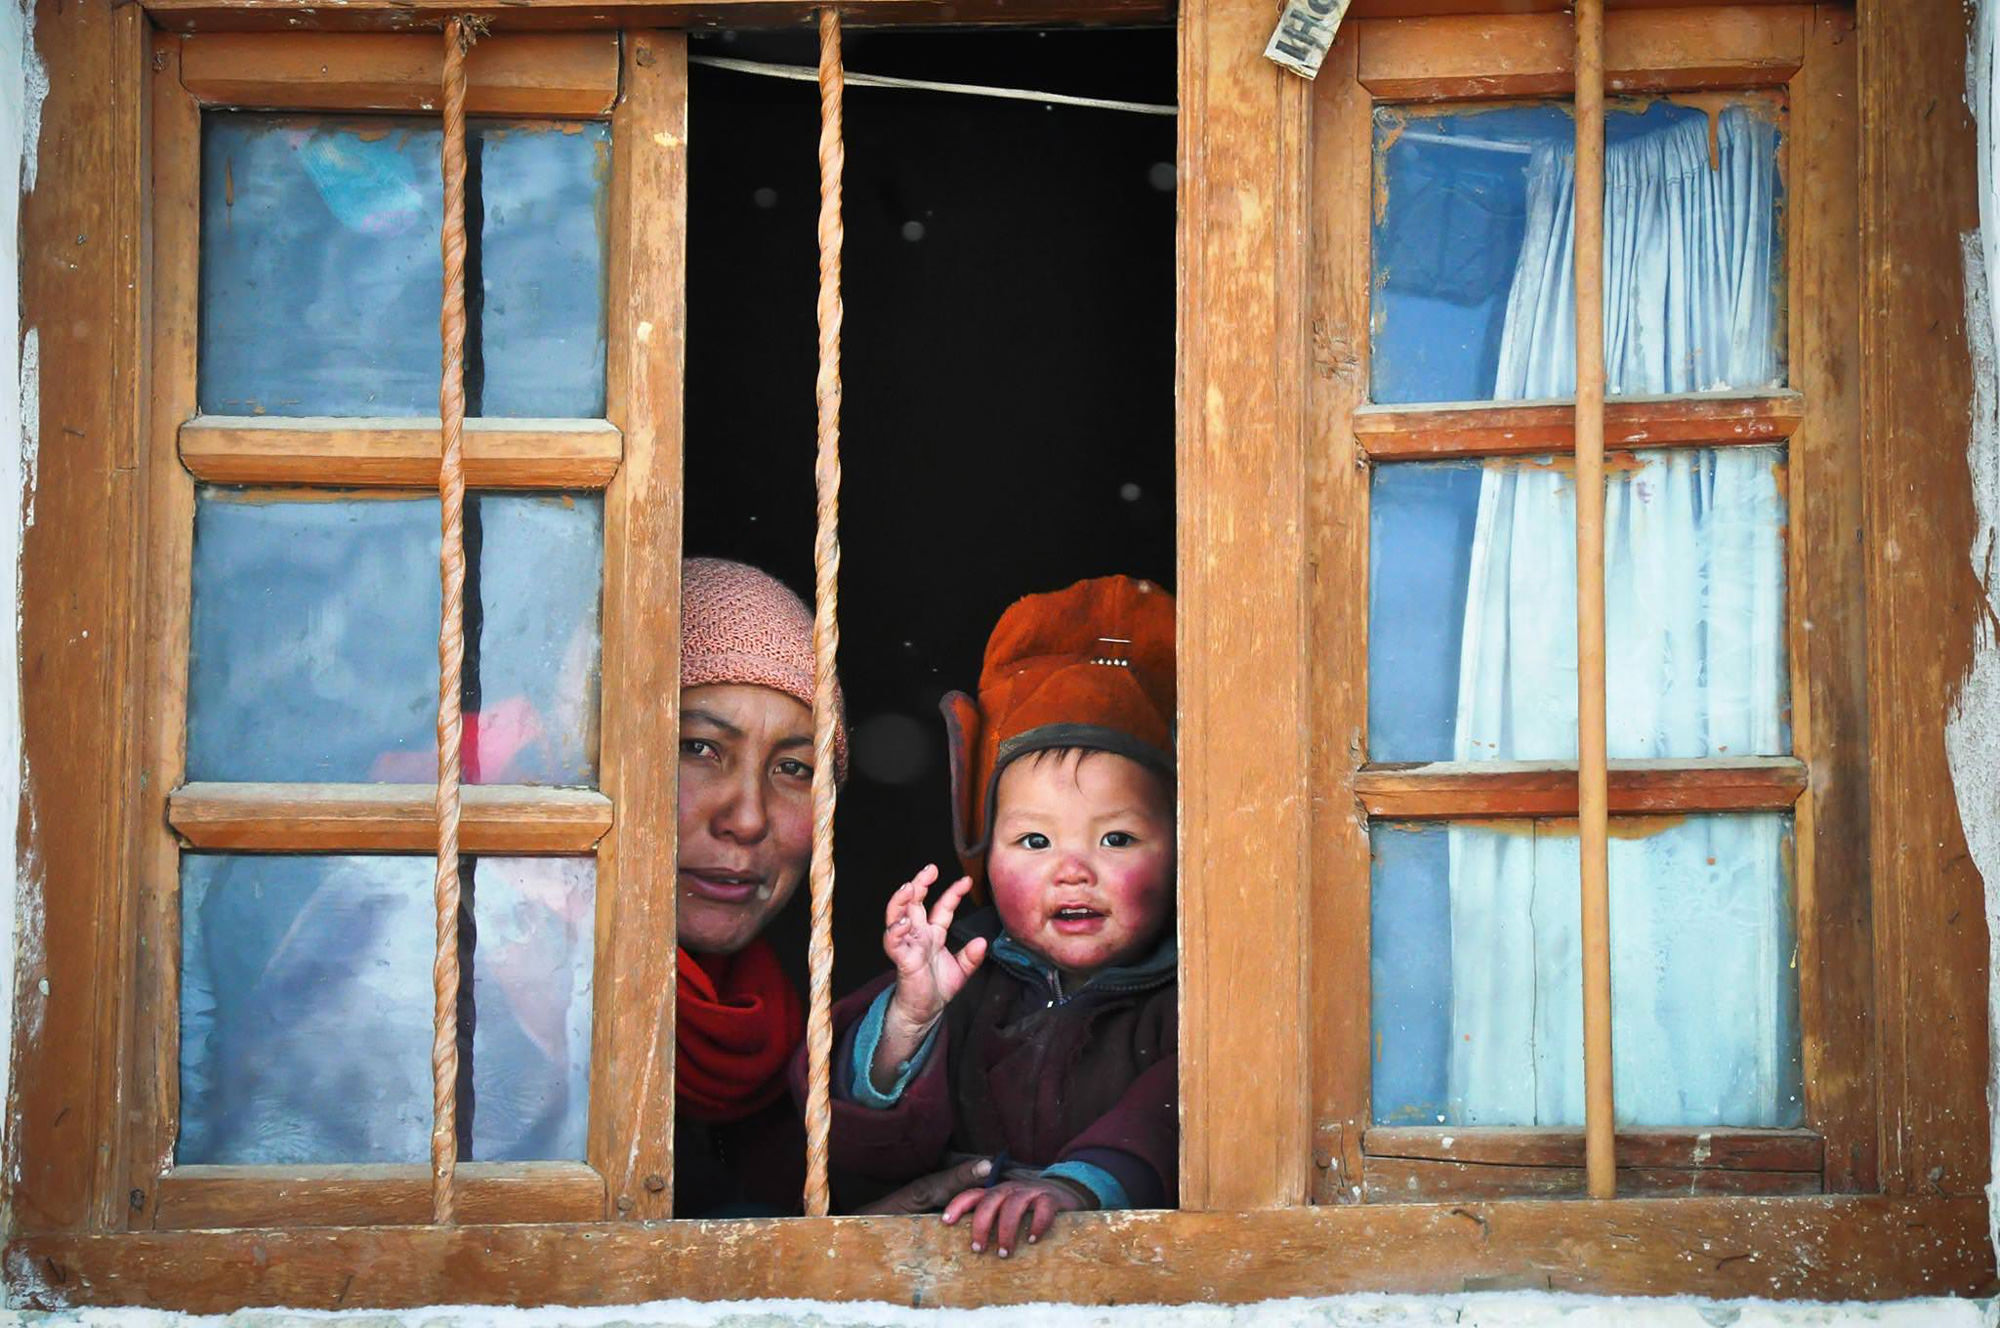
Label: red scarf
xmin=676 ymin=940 xmax=803 ymax=1124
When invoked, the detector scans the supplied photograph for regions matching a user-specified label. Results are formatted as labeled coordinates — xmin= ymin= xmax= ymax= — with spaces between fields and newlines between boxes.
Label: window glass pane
xmin=476 ymin=123 xmax=611 ymax=417
xmin=199 ymin=115 xmax=608 ymax=417
xmin=1369 ymin=815 xmax=1802 ymax=1128
xmin=186 ymin=490 xmax=602 ymax=784
xmin=178 ymin=854 xmax=595 ymax=1164
xmin=1368 ymin=448 xmax=1789 ymax=763
xmin=1371 ymin=99 xmax=1785 ymax=405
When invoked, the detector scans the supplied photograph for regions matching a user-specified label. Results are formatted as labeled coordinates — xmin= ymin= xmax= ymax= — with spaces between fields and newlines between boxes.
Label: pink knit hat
xmin=681 ymin=557 xmax=848 ymax=784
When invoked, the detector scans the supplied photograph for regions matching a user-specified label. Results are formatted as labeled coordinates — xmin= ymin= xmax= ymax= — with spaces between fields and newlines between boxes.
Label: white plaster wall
xmin=2 ymin=4 xmax=2000 ymax=1325
xmin=0 ymin=0 xmax=32 ymax=1250
xmin=1964 ymin=0 xmax=2000 ymax=1278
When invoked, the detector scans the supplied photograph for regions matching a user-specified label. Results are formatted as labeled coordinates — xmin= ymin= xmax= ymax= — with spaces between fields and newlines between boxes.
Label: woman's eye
xmin=680 ymin=737 xmax=717 ymax=760
xmin=774 ymin=758 xmax=814 ymax=780
xmin=1020 ymin=832 xmax=1051 ymax=851
xmin=1102 ymin=831 xmax=1136 ymax=848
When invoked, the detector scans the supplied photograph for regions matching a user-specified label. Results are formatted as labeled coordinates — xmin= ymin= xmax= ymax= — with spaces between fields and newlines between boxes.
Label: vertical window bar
xmin=1573 ymin=0 xmax=1616 ymax=1199
xmin=432 ymin=14 xmax=477 ymax=1226
xmin=804 ymin=6 xmax=847 ymax=1220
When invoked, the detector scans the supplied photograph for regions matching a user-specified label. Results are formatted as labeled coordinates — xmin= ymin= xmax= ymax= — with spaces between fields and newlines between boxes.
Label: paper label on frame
xmin=1263 ymin=0 xmax=1351 ymax=80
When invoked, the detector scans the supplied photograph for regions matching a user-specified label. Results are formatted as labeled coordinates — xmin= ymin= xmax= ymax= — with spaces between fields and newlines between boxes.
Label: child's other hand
xmin=882 ymin=864 xmax=987 ymax=1030
xmin=940 ymin=1177 xmax=1088 ymax=1257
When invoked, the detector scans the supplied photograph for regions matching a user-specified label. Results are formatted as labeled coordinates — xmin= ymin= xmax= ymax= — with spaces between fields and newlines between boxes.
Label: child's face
xmin=986 ymin=750 xmax=1174 ymax=982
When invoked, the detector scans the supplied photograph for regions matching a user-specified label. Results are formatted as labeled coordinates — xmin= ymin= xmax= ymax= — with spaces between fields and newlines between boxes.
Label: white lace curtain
xmin=1445 ymin=107 xmax=1800 ymax=1126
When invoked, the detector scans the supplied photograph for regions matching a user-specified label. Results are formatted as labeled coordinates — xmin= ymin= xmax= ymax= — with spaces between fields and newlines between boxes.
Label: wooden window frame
xmin=1311 ymin=4 xmax=1869 ymax=1206
xmin=8 ymin=0 xmax=1994 ymax=1311
xmin=106 ymin=27 xmax=683 ymax=1234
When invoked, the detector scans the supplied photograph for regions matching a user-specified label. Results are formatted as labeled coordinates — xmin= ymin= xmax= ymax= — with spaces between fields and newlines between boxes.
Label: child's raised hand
xmin=881 ymin=863 xmax=988 ymax=1031
xmin=941 ymin=1176 xmax=1088 ymax=1257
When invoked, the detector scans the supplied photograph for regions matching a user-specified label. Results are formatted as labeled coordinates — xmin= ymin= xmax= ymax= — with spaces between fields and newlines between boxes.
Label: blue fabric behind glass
xmin=1372 ymin=104 xmax=1559 ymax=405
xmin=1368 ymin=461 xmax=1483 ymax=762
xmin=1369 ymin=823 xmax=1454 ymax=1126
xmin=1369 ymin=816 xmax=1802 ymax=1127
xmin=1371 ymin=102 xmax=1781 ymax=404
xmin=199 ymin=115 xmax=607 ymax=417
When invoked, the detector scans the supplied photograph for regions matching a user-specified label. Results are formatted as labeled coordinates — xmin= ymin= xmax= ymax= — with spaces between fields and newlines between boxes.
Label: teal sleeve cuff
xmin=1040 ymin=1161 xmax=1129 ymax=1210
xmin=847 ymin=986 xmax=941 ymax=1109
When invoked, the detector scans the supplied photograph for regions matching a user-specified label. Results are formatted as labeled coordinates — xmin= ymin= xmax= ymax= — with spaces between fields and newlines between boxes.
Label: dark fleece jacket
xmin=806 ymin=906 xmax=1177 ymax=1210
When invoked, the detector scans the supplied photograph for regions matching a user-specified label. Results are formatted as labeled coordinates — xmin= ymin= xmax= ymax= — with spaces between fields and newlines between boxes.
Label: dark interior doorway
xmin=683 ymin=26 xmax=1177 ymax=998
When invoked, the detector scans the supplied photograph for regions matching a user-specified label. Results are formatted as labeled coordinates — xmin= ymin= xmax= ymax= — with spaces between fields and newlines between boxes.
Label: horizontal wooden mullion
xmin=179 ymin=416 xmax=622 ymax=490
xmin=179 ymin=32 xmax=620 ymax=115
xmin=1354 ymin=392 xmax=1804 ymax=461
xmin=153 ymin=1162 xmax=606 ymax=1230
xmin=1361 ymin=1158 xmax=1821 ymax=1203
xmin=1355 ymin=757 xmax=1807 ymax=820
xmin=169 ymin=782 xmax=613 ymax=854
xmin=1363 ymin=1126 xmax=1823 ymax=1173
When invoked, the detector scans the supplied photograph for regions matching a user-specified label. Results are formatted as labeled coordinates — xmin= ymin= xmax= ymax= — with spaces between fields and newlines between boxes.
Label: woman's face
xmin=676 ymin=683 xmax=818 ymax=955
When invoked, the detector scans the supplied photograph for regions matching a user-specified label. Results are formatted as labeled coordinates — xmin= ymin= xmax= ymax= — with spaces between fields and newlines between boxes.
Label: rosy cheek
xmin=987 ymin=856 xmax=1042 ymax=934
xmin=1101 ymin=855 xmax=1173 ymax=914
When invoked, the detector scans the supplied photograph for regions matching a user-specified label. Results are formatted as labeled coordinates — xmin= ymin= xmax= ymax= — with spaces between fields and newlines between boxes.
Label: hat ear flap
xmin=939 ymin=690 xmax=988 ymax=898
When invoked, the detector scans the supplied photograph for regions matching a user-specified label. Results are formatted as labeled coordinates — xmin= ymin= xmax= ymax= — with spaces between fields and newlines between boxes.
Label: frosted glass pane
xmin=178 ymin=854 xmax=594 ymax=1164
xmin=1371 ymin=100 xmax=1784 ymax=405
xmin=1367 ymin=448 xmax=1790 ymax=763
xmin=468 ymin=857 xmax=595 ymax=1162
xmin=186 ymin=490 xmax=602 ymax=784
xmin=476 ymin=124 xmax=610 ymax=417
xmin=198 ymin=115 xmax=607 ymax=417
xmin=1369 ymin=816 xmax=1802 ymax=1128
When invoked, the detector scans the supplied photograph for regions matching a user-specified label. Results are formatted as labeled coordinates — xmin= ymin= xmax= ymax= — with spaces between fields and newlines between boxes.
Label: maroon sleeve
xmin=788 ymin=972 xmax=957 ymax=1187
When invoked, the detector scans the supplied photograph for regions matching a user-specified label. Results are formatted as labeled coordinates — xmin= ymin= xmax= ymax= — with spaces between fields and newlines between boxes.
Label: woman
xmin=672 ymin=557 xmax=845 ymax=1216
xmin=671 ymin=557 xmax=1001 ymax=1218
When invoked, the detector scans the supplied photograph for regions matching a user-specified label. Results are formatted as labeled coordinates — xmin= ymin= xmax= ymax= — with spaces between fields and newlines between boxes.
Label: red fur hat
xmin=941 ymin=575 xmax=1175 ymax=888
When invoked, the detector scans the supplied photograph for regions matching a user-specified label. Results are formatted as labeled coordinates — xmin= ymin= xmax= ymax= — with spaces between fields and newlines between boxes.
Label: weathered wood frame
xmin=7 ymin=0 xmax=1993 ymax=1310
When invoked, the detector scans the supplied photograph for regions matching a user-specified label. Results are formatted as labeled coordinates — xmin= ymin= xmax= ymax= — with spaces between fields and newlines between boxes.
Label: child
xmin=824 ymin=575 xmax=1176 ymax=1256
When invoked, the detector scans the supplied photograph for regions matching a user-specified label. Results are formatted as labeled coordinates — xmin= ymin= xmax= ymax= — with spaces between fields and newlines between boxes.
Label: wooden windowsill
xmin=169 ymin=782 xmax=615 ymax=854
xmin=1353 ymin=391 xmax=1805 ymax=461
xmin=153 ymin=1162 xmax=606 ymax=1230
xmin=8 ymin=1196 xmax=1991 ymax=1309
xmin=1353 ymin=756 xmax=1807 ymax=819
xmin=178 ymin=416 xmax=623 ymax=490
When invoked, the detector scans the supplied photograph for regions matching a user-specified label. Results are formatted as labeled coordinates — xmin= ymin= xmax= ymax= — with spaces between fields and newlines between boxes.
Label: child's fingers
xmin=940 ymin=1185 xmax=985 ymax=1227
xmin=966 ymin=1188 xmax=1007 ymax=1254
xmin=993 ymin=1187 xmax=1037 ymax=1257
xmin=954 ymin=935 xmax=990 ymax=980
xmin=1026 ymin=1192 xmax=1058 ymax=1244
xmin=885 ymin=865 xmax=939 ymax=930
xmin=883 ymin=880 xmax=913 ymax=931
xmin=929 ymin=875 xmax=976 ymax=933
